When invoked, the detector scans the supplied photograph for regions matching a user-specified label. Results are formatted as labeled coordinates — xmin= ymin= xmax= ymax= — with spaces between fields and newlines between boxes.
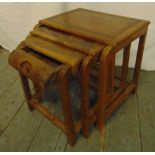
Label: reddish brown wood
xmin=19 ymin=72 xmax=34 ymax=111
xmin=120 ymin=43 xmax=131 ymax=89
xmin=75 ymin=84 xmax=134 ymax=134
xmin=40 ymin=8 xmax=149 ymax=46
xmin=58 ymin=65 xmax=76 ymax=146
xmin=96 ymin=46 xmax=112 ymax=131
xmin=108 ymin=54 xmax=115 ymax=95
xmin=8 ymin=8 xmax=150 ymax=146
xmin=106 ymin=83 xmax=136 ymax=118
xmin=80 ymin=55 xmax=93 ymax=138
xmin=90 ymin=84 xmax=136 ymax=123
xmin=133 ymin=32 xmax=147 ymax=91
xmin=8 ymin=48 xmax=61 ymax=91
xmin=31 ymin=25 xmax=104 ymax=56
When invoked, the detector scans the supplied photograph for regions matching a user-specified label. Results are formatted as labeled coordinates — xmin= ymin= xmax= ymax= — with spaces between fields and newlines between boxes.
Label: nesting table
xmin=9 ymin=8 xmax=150 ymax=146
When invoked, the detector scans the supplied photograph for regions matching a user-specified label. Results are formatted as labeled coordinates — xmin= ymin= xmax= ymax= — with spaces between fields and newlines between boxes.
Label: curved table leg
xmin=58 ymin=65 xmax=76 ymax=146
xmin=96 ymin=46 xmax=112 ymax=131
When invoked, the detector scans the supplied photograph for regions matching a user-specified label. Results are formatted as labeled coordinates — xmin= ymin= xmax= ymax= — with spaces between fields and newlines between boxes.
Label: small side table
xmin=40 ymin=8 xmax=150 ymax=131
xmin=9 ymin=8 xmax=150 ymax=146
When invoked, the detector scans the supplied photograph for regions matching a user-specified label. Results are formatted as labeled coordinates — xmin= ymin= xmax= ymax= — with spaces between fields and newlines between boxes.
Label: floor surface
xmin=0 ymin=49 xmax=155 ymax=152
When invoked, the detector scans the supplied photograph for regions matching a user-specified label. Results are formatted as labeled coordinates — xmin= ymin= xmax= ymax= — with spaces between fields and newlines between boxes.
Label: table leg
xmin=80 ymin=56 xmax=93 ymax=138
xmin=58 ymin=65 xmax=76 ymax=146
xmin=108 ymin=54 xmax=115 ymax=95
xmin=19 ymin=72 xmax=34 ymax=111
xmin=120 ymin=43 xmax=131 ymax=89
xmin=33 ymin=83 xmax=42 ymax=101
xmin=133 ymin=32 xmax=147 ymax=92
xmin=96 ymin=46 xmax=112 ymax=131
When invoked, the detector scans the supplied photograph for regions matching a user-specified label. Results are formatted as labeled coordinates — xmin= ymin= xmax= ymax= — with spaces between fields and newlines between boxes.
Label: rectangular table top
xmin=24 ymin=34 xmax=86 ymax=73
xmin=40 ymin=8 xmax=149 ymax=46
xmin=31 ymin=25 xmax=104 ymax=56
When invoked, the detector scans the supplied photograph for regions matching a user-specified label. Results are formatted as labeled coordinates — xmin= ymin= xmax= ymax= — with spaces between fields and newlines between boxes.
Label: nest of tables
xmin=9 ymin=8 xmax=150 ymax=146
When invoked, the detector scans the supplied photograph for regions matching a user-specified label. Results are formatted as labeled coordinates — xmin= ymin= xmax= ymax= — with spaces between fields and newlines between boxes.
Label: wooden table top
xmin=15 ymin=8 xmax=150 ymax=74
xmin=40 ymin=8 xmax=150 ymax=46
xmin=24 ymin=34 xmax=86 ymax=73
xmin=31 ymin=25 xmax=104 ymax=56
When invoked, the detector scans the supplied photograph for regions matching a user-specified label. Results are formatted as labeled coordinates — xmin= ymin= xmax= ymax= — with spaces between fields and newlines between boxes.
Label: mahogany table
xmin=9 ymin=8 xmax=150 ymax=146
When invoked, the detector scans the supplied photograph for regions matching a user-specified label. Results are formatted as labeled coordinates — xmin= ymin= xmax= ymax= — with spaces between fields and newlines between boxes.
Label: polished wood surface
xmin=24 ymin=34 xmax=85 ymax=73
xmin=8 ymin=48 xmax=62 ymax=91
xmin=120 ymin=44 xmax=131 ymax=89
xmin=80 ymin=56 xmax=93 ymax=138
xmin=58 ymin=65 xmax=76 ymax=146
xmin=8 ymin=8 xmax=150 ymax=146
xmin=40 ymin=8 xmax=149 ymax=45
xmin=32 ymin=26 xmax=104 ymax=56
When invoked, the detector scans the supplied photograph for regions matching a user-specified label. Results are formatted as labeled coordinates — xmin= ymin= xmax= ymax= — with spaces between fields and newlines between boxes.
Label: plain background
xmin=0 ymin=2 xmax=154 ymax=70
